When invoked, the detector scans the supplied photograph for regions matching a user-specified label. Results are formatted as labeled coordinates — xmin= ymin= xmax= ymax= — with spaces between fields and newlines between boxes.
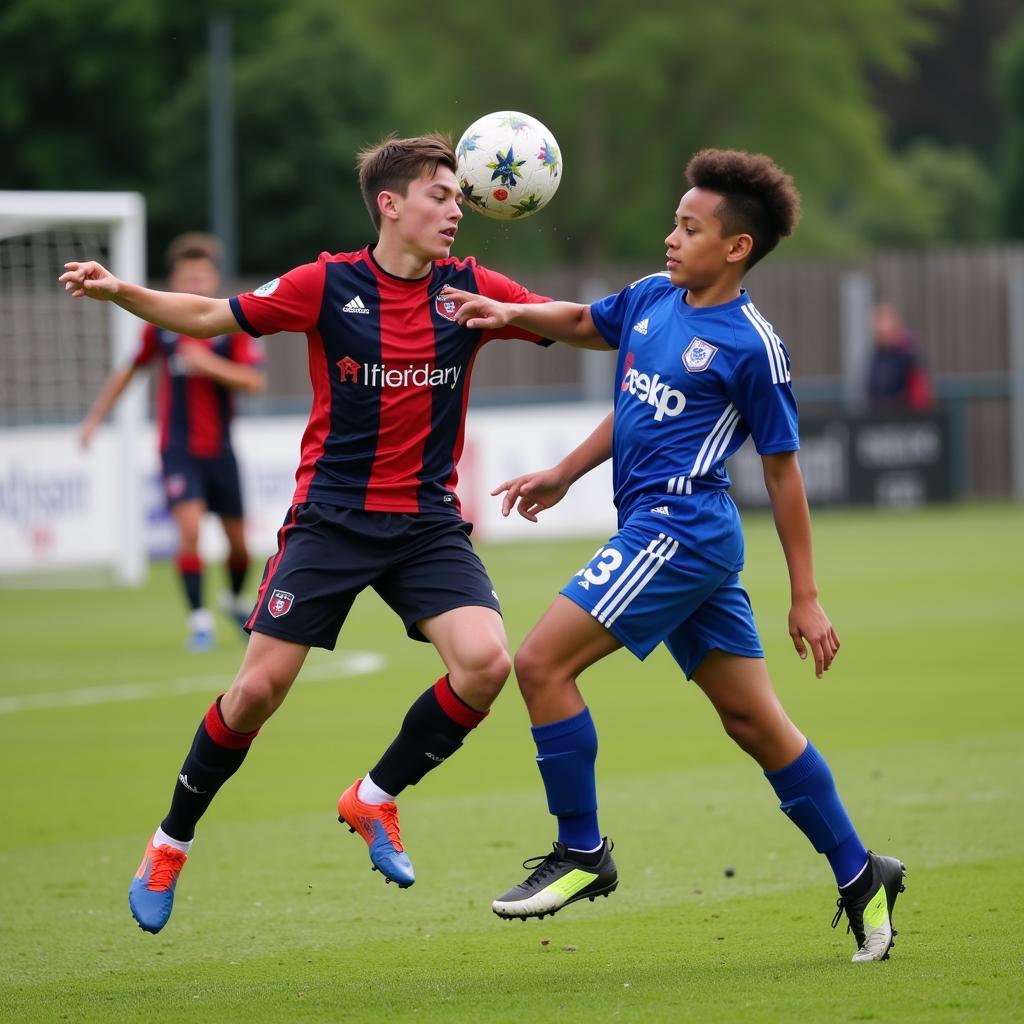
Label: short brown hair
xmin=356 ymin=132 xmax=457 ymax=230
xmin=685 ymin=149 xmax=802 ymax=268
xmin=165 ymin=232 xmax=222 ymax=272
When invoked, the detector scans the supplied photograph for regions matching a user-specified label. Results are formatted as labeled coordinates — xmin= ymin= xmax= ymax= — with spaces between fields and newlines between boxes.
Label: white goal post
xmin=0 ymin=191 xmax=147 ymax=583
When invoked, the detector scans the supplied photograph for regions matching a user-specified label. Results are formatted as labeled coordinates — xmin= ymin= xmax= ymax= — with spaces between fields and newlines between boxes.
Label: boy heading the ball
xmin=444 ymin=148 xmax=905 ymax=963
xmin=61 ymin=132 xmax=605 ymax=934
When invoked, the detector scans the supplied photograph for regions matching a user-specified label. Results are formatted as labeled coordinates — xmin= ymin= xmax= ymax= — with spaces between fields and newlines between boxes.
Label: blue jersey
xmin=590 ymin=272 xmax=799 ymax=572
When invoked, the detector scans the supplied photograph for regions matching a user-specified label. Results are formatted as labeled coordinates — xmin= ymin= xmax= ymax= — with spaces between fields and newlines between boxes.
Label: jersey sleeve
xmin=589 ymin=287 xmax=631 ymax=350
xmin=589 ymin=273 xmax=670 ymax=350
xmin=726 ymin=335 xmax=800 ymax=455
xmin=471 ymin=263 xmax=553 ymax=346
xmin=131 ymin=324 xmax=159 ymax=367
xmin=229 ymin=259 xmax=326 ymax=337
xmin=227 ymin=332 xmax=266 ymax=368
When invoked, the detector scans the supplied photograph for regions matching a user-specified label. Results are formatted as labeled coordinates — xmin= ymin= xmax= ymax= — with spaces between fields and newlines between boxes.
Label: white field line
xmin=0 ymin=651 xmax=386 ymax=715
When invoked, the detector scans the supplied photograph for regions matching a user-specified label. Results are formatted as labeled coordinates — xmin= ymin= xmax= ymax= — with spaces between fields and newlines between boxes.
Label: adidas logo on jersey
xmin=343 ymin=295 xmax=370 ymax=315
xmin=633 ymin=318 xmax=649 ymax=335
xmin=650 ymin=505 xmax=671 ymax=516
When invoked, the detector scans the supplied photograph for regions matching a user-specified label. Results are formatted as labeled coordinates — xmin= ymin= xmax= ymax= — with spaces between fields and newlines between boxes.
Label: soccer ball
xmin=455 ymin=111 xmax=562 ymax=221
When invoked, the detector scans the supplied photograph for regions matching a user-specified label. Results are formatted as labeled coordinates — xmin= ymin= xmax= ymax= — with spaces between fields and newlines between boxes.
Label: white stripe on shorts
xmin=591 ymin=533 xmax=679 ymax=627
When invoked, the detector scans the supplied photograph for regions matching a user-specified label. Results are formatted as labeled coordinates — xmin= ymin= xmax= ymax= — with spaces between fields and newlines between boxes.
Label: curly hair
xmin=357 ymin=132 xmax=457 ymax=230
xmin=685 ymin=149 xmax=802 ymax=268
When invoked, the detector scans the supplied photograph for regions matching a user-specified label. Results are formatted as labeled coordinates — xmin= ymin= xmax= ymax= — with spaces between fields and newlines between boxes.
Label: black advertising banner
xmin=727 ymin=412 xmax=952 ymax=508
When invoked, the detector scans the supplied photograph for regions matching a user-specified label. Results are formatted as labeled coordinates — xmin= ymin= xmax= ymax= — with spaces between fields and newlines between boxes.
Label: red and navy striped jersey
xmin=229 ymin=245 xmax=550 ymax=514
xmin=133 ymin=325 xmax=265 ymax=457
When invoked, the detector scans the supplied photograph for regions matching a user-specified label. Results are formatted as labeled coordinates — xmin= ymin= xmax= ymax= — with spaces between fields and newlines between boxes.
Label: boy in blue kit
xmin=444 ymin=148 xmax=905 ymax=963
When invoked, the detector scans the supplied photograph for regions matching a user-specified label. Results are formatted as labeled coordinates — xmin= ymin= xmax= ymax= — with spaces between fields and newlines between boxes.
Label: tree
xmin=150 ymin=1 xmax=393 ymax=271
xmin=995 ymin=12 xmax=1024 ymax=238
xmin=355 ymin=0 xmax=951 ymax=261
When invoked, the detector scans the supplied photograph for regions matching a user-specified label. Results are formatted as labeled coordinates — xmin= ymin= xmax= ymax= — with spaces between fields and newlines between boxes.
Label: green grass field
xmin=2 ymin=504 xmax=1022 ymax=1022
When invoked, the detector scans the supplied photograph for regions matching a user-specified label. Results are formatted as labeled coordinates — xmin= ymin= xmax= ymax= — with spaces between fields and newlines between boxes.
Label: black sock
xmin=369 ymin=675 xmax=488 ymax=797
xmin=161 ymin=696 xmax=259 ymax=841
xmin=839 ymin=857 xmax=874 ymax=899
xmin=566 ymin=844 xmax=604 ymax=865
xmin=177 ymin=553 xmax=203 ymax=611
xmin=227 ymin=555 xmax=249 ymax=596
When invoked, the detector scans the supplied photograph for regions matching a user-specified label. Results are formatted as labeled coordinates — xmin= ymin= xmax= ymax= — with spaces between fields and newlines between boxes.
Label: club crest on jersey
xmin=165 ymin=474 xmax=187 ymax=500
xmin=268 ymin=590 xmax=294 ymax=618
xmin=682 ymin=336 xmax=718 ymax=372
xmin=435 ymin=294 xmax=459 ymax=321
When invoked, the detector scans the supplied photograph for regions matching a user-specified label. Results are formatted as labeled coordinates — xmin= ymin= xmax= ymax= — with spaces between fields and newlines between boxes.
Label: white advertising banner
xmin=0 ymin=404 xmax=618 ymax=577
xmin=0 ymin=426 xmax=123 ymax=572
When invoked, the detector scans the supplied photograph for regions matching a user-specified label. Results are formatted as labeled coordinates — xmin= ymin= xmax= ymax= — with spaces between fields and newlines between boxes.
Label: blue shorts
xmin=247 ymin=503 xmax=501 ymax=650
xmin=560 ymin=510 xmax=763 ymax=679
xmin=161 ymin=448 xmax=244 ymax=519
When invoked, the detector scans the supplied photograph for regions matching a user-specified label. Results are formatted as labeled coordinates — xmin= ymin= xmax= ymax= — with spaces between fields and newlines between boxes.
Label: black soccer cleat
xmin=831 ymin=851 xmax=906 ymax=962
xmin=492 ymin=838 xmax=617 ymax=920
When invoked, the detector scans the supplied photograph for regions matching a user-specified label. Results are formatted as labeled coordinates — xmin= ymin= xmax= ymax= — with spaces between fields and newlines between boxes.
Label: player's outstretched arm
xmin=492 ymin=412 xmax=614 ymax=521
xmin=79 ymin=363 xmax=138 ymax=449
xmin=60 ymin=261 xmax=239 ymax=339
xmin=442 ymin=285 xmax=608 ymax=349
xmin=762 ymin=451 xmax=841 ymax=679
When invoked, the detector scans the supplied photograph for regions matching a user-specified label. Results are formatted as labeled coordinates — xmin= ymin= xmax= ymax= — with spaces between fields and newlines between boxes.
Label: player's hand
xmin=78 ymin=419 xmax=98 ymax=450
xmin=59 ymin=261 xmax=120 ymax=300
xmin=788 ymin=597 xmax=840 ymax=679
xmin=491 ymin=468 xmax=570 ymax=522
xmin=177 ymin=342 xmax=216 ymax=375
xmin=441 ymin=285 xmax=513 ymax=330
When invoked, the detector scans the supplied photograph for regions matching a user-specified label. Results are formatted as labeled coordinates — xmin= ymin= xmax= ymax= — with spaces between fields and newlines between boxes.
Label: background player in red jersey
xmin=79 ymin=233 xmax=266 ymax=651
xmin=61 ymin=133 xmax=606 ymax=934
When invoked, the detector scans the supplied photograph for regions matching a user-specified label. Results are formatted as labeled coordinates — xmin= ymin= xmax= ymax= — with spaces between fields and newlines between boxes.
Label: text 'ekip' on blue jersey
xmin=590 ymin=272 xmax=800 ymax=573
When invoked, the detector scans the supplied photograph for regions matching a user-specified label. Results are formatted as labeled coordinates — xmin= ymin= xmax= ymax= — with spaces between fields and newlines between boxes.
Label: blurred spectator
xmin=867 ymin=303 xmax=934 ymax=411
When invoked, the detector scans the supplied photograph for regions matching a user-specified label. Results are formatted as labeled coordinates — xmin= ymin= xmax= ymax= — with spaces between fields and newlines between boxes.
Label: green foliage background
xmin=3 ymin=0 xmax=1022 ymax=271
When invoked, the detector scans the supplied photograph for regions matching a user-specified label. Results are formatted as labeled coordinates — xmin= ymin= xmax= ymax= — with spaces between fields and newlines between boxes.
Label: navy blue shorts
xmin=161 ymin=448 xmax=244 ymax=519
xmin=560 ymin=509 xmax=763 ymax=679
xmin=247 ymin=503 xmax=501 ymax=650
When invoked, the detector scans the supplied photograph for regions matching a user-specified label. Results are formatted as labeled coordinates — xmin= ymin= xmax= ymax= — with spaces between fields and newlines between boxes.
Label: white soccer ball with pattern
xmin=455 ymin=111 xmax=562 ymax=221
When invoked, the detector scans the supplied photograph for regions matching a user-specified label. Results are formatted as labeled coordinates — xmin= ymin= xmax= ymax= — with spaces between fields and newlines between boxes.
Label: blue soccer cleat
xmin=337 ymin=779 xmax=415 ymax=887
xmin=186 ymin=609 xmax=215 ymax=652
xmin=129 ymin=836 xmax=188 ymax=933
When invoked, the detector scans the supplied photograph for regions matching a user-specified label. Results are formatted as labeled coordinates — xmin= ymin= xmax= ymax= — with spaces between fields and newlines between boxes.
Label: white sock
xmin=357 ymin=774 xmax=395 ymax=805
xmin=188 ymin=608 xmax=214 ymax=631
xmin=154 ymin=826 xmax=192 ymax=854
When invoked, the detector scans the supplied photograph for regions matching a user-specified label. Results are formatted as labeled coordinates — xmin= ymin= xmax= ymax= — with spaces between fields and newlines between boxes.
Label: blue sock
xmin=531 ymin=707 xmax=600 ymax=851
xmin=765 ymin=740 xmax=868 ymax=887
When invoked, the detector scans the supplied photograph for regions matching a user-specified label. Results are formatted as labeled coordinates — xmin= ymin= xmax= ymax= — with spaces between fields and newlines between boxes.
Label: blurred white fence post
xmin=839 ymin=270 xmax=872 ymax=413
xmin=1010 ymin=271 xmax=1024 ymax=502
xmin=579 ymin=275 xmax=612 ymax=402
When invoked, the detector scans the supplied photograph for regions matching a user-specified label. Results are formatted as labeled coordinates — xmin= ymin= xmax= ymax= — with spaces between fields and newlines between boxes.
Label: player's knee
xmin=718 ymin=708 xmax=761 ymax=753
xmin=476 ymin=645 xmax=512 ymax=701
xmin=513 ymin=641 xmax=560 ymax=704
xmin=227 ymin=669 xmax=288 ymax=721
xmin=450 ymin=642 xmax=511 ymax=705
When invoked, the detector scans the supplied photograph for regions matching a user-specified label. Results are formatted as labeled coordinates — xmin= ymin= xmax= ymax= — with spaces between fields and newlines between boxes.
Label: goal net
xmin=0 ymin=192 xmax=147 ymax=584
